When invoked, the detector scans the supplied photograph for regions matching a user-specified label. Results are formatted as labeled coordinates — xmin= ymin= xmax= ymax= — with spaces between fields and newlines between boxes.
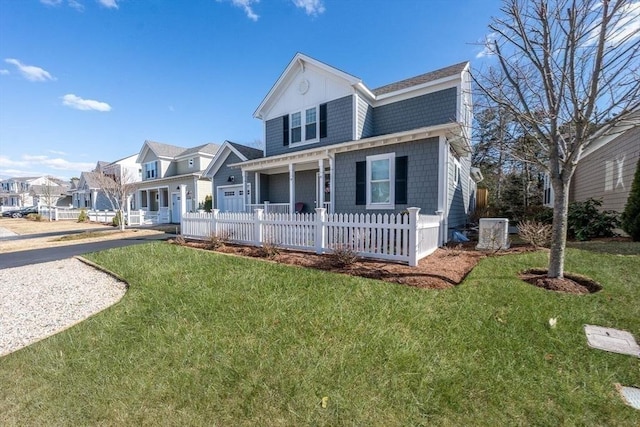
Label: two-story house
xmin=73 ymin=155 xmax=141 ymax=210
xmin=206 ymin=53 xmax=480 ymax=242
xmin=0 ymin=176 xmax=66 ymax=208
xmin=136 ymin=140 xmax=219 ymax=223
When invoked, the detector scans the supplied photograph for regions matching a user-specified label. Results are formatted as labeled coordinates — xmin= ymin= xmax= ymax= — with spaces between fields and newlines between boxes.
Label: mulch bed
xmin=173 ymin=239 xmax=566 ymax=291
xmin=518 ymin=268 xmax=602 ymax=294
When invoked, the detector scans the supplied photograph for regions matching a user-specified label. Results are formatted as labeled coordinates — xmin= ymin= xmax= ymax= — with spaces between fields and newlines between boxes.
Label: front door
xmin=171 ymin=192 xmax=181 ymax=223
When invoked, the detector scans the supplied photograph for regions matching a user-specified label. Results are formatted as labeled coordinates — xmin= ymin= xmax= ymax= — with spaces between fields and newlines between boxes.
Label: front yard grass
xmin=1 ymin=243 xmax=638 ymax=425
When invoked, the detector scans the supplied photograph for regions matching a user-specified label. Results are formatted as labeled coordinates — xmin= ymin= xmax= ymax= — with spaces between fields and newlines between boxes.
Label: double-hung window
xmin=367 ymin=153 xmax=395 ymax=209
xmin=356 ymin=154 xmax=408 ymax=210
xmin=284 ymin=104 xmax=325 ymax=146
xmin=144 ymin=161 xmax=157 ymax=180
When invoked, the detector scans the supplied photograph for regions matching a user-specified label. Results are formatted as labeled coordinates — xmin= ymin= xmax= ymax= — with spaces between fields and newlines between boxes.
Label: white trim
xmin=366 ymin=152 xmax=395 ymax=210
xmin=353 ymin=95 xmax=359 ymax=141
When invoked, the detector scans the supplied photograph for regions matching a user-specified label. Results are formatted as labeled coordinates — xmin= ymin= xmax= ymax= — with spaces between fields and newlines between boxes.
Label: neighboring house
xmin=208 ymin=53 xmax=480 ymax=242
xmin=204 ymin=141 xmax=265 ymax=213
xmin=30 ymin=182 xmax=71 ymax=207
xmin=543 ymin=117 xmax=640 ymax=213
xmin=72 ymin=154 xmax=142 ymax=210
xmin=73 ymin=171 xmax=115 ymax=210
xmin=0 ymin=176 xmax=64 ymax=208
xmin=135 ymin=140 xmax=219 ymax=223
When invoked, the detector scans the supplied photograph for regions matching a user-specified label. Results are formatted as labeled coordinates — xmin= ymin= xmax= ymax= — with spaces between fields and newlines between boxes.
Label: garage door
xmin=218 ymin=185 xmax=249 ymax=212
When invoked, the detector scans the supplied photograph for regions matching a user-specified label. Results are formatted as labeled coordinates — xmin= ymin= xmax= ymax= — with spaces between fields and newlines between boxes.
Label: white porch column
xmin=146 ymin=190 xmax=151 ymax=211
xmin=289 ymin=163 xmax=295 ymax=214
xmin=91 ymin=190 xmax=98 ymax=210
xmin=329 ymin=155 xmax=335 ymax=213
xmin=318 ymin=159 xmax=325 ymax=208
xmin=179 ymin=184 xmax=187 ymax=217
xmin=242 ymin=170 xmax=248 ymax=212
xmin=254 ymin=172 xmax=260 ymax=205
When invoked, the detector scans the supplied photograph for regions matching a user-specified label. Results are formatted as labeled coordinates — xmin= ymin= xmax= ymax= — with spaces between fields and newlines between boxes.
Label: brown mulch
xmin=175 ymin=239 xmax=602 ymax=294
xmin=518 ymin=268 xmax=602 ymax=294
xmin=175 ymin=239 xmax=547 ymax=290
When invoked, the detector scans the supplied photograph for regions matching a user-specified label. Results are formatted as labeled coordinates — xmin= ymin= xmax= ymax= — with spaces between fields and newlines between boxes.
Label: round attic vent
xmin=298 ymin=78 xmax=310 ymax=94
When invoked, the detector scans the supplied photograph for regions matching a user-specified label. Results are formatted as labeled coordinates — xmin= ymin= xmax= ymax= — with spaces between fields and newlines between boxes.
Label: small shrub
xmin=203 ymin=195 xmax=213 ymax=213
xmin=26 ymin=213 xmax=42 ymax=222
xmin=112 ymin=211 xmax=122 ymax=227
xmin=567 ymin=198 xmax=618 ymax=241
xmin=173 ymin=235 xmax=186 ymax=245
xmin=330 ymin=244 xmax=359 ymax=267
xmin=621 ymin=158 xmax=640 ymax=241
xmin=517 ymin=220 xmax=552 ymax=248
xmin=259 ymin=241 xmax=280 ymax=259
xmin=207 ymin=231 xmax=229 ymax=250
xmin=77 ymin=209 xmax=88 ymax=223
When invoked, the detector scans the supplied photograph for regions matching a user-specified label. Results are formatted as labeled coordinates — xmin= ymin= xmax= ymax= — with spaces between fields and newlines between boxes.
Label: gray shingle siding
xmin=447 ymin=151 xmax=472 ymax=233
xmin=333 ymin=137 xmax=440 ymax=215
xmin=264 ymin=96 xmax=353 ymax=157
xmin=213 ymin=152 xmax=254 ymax=207
xmin=257 ymin=170 xmax=318 ymax=213
xmin=372 ymin=87 xmax=457 ymax=136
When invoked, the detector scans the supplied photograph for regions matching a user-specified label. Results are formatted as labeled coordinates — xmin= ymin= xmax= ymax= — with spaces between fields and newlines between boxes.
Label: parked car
xmin=1 ymin=206 xmax=38 ymax=218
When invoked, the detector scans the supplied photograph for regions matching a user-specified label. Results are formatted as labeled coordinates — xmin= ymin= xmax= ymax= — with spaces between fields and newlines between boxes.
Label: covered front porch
xmin=227 ymin=154 xmax=334 ymax=215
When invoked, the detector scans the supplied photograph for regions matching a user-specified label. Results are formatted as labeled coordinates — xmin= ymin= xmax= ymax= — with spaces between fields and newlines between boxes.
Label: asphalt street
xmin=0 ymin=236 xmax=167 ymax=269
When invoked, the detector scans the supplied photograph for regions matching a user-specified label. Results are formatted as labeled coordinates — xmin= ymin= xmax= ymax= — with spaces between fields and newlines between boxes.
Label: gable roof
xmin=204 ymin=141 xmax=264 ymax=177
xmin=372 ymin=61 xmax=469 ymax=96
xmin=137 ymin=140 xmax=220 ymax=163
xmin=254 ymin=53 xmax=364 ymax=120
xmin=79 ymin=171 xmax=105 ymax=189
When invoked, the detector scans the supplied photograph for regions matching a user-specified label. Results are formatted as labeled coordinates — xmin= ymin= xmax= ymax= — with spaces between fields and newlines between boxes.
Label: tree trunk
xmin=119 ymin=208 xmax=125 ymax=232
xmin=548 ymin=178 xmax=570 ymax=278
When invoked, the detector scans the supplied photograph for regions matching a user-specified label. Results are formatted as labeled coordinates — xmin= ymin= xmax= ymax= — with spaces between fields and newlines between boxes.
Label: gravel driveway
xmin=0 ymin=257 xmax=127 ymax=357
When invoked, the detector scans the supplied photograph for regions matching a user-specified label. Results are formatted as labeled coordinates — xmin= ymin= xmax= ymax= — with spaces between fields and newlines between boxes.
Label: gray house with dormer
xmin=205 ymin=53 xmax=481 ymax=242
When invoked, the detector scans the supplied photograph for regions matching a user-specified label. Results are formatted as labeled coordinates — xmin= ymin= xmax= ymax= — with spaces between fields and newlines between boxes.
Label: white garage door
xmin=218 ymin=185 xmax=249 ymax=212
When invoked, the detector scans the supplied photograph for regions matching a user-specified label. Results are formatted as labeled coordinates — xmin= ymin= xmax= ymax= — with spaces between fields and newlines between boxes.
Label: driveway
xmin=0 ymin=219 xmax=173 ymax=269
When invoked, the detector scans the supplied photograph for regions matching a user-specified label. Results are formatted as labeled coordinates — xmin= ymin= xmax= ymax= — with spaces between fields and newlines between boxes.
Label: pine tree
xmin=621 ymin=158 xmax=640 ymax=241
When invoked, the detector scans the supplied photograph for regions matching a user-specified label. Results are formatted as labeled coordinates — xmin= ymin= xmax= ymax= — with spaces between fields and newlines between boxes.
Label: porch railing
xmin=245 ymin=202 xmax=290 ymax=214
xmin=181 ymin=207 xmax=441 ymax=267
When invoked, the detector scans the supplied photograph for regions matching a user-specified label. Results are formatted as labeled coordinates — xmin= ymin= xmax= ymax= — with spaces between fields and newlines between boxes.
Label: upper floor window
xmin=144 ymin=161 xmax=157 ymax=179
xmin=188 ymin=158 xmax=194 ymax=168
xmin=283 ymin=103 xmax=327 ymax=146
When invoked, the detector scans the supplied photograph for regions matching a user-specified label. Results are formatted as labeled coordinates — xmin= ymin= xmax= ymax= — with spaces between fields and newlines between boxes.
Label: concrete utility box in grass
xmin=476 ymin=218 xmax=510 ymax=250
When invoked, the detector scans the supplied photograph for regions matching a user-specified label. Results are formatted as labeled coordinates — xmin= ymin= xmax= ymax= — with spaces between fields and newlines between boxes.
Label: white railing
xmin=39 ymin=207 xmax=118 ymax=223
xmin=245 ymin=202 xmax=290 ymax=214
xmin=182 ymin=207 xmax=441 ymax=266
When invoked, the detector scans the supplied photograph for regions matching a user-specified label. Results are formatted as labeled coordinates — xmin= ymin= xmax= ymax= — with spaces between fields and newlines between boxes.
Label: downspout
xmin=436 ymin=136 xmax=449 ymax=245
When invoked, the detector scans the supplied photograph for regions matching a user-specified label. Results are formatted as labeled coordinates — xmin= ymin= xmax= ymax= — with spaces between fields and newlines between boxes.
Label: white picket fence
xmin=181 ymin=207 xmax=441 ymax=266
xmin=39 ymin=207 xmax=118 ymax=222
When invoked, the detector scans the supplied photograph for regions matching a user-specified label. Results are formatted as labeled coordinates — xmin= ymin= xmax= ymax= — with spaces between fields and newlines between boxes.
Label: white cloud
xmin=61 ymin=94 xmax=112 ymax=112
xmin=40 ymin=0 xmax=64 ymax=5
xmin=0 ymin=69 xmax=9 ymax=75
xmin=68 ymin=0 xmax=85 ymax=11
xmin=0 ymin=154 xmax=95 ymax=176
xmin=229 ymin=0 xmax=259 ymax=21
xmin=5 ymin=58 xmax=55 ymax=82
xmin=98 ymin=0 xmax=118 ymax=9
xmin=606 ymin=1 xmax=640 ymax=45
xmin=292 ymin=0 xmax=324 ymax=16
xmin=476 ymin=32 xmax=498 ymax=58
xmin=48 ymin=150 xmax=68 ymax=156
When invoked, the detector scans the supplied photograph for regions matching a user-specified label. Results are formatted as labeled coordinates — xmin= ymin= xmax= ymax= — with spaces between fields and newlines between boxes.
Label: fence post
xmin=254 ymin=208 xmax=264 ymax=246
xmin=407 ymin=207 xmax=421 ymax=267
xmin=211 ymin=209 xmax=219 ymax=237
xmin=435 ymin=209 xmax=445 ymax=246
xmin=264 ymin=201 xmax=269 ymax=214
xmin=315 ymin=208 xmax=326 ymax=254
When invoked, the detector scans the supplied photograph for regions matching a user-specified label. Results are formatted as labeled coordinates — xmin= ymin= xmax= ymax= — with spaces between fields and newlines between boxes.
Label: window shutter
xmin=283 ymin=115 xmax=289 ymax=146
xmin=395 ymin=156 xmax=408 ymax=204
xmin=356 ymin=161 xmax=366 ymax=205
xmin=319 ymin=103 xmax=327 ymax=139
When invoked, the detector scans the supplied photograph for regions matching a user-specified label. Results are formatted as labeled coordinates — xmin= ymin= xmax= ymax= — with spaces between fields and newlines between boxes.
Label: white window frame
xmin=144 ymin=161 xmax=157 ymax=180
xmin=453 ymin=157 xmax=460 ymax=184
xmin=366 ymin=152 xmax=395 ymax=210
xmin=188 ymin=158 xmax=194 ymax=168
xmin=289 ymin=105 xmax=319 ymax=146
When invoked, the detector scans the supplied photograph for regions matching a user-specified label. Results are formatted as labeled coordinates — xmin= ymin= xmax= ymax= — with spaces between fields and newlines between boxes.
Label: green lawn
xmin=1 ymin=243 xmax=638 ymax=425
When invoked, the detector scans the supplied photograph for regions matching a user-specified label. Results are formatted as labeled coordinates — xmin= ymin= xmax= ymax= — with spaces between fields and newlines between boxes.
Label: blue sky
xmin=0 ymin=0 xmax=502 ymax=180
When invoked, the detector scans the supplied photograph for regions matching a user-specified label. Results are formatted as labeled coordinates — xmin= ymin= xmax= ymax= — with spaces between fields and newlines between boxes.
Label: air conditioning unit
xmin=476 ymin=218 xmax=510 ymax=250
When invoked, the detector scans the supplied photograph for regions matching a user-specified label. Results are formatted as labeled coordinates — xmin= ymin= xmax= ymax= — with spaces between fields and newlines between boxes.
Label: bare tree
xmin=475 ymin=0 xmax=640 ymax=278
xmin=95 ymin=168 xmax=138 ymax=231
